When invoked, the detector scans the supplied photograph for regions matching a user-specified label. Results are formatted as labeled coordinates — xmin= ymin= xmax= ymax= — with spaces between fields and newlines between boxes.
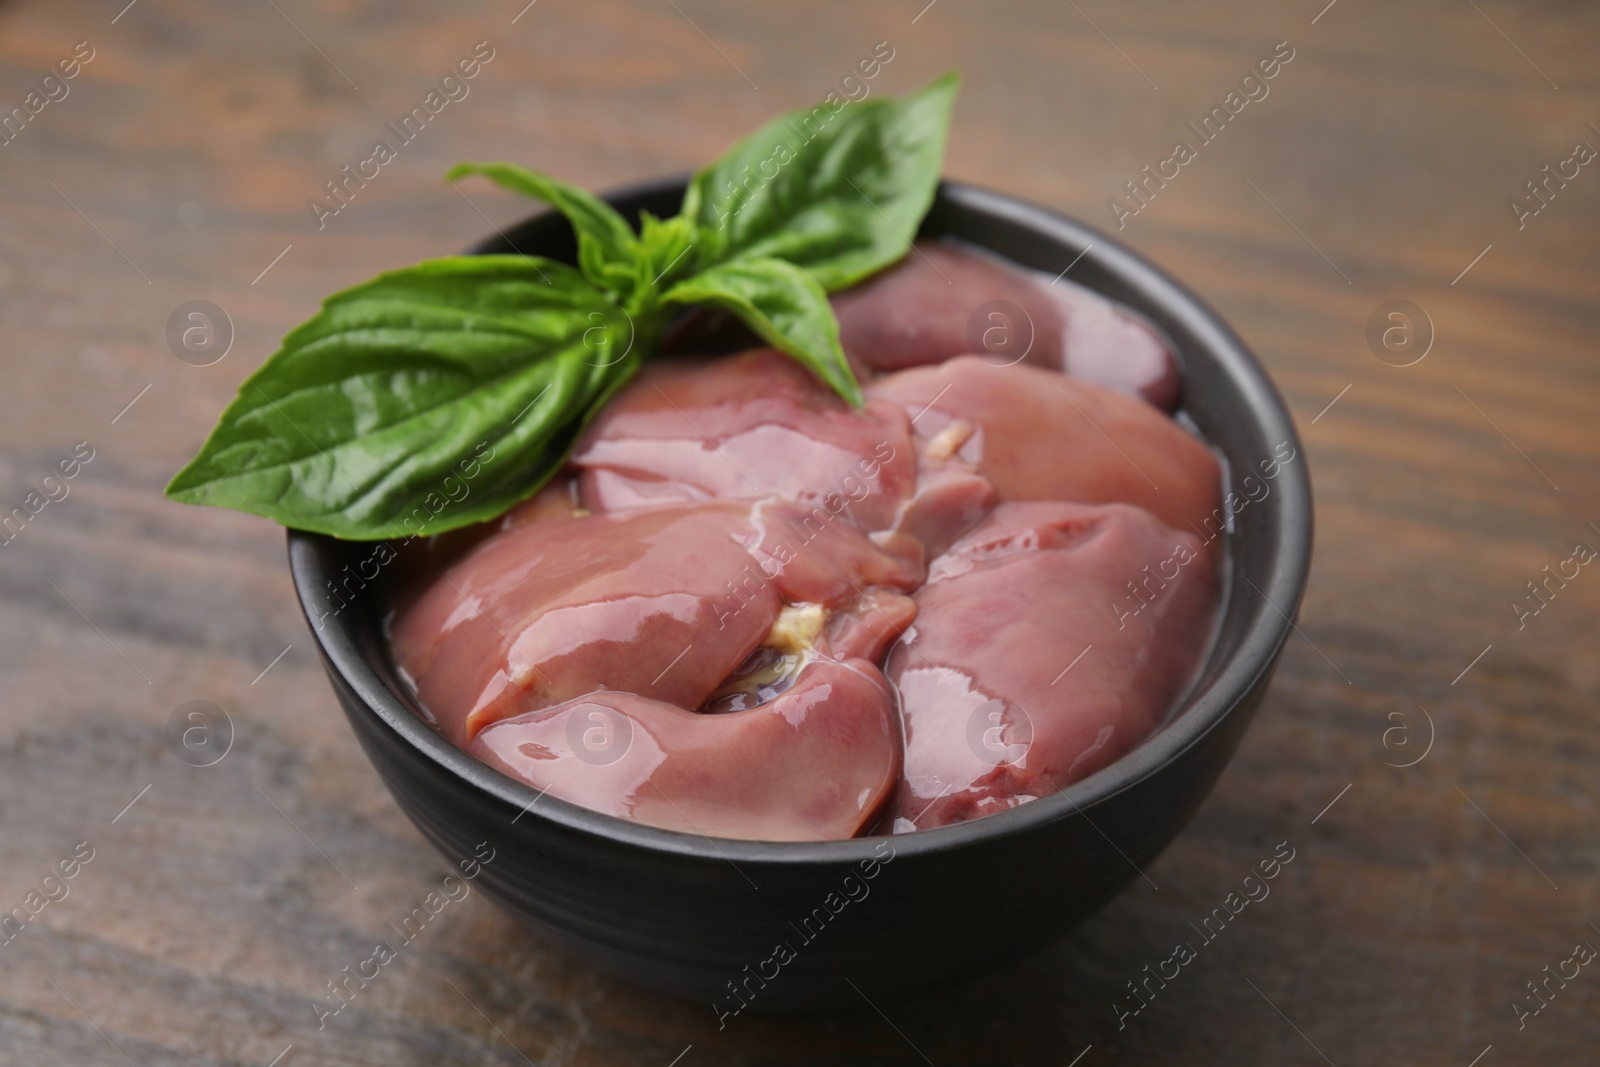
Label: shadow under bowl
xmin=288 ymin=177 xmax=1313 ymax=1012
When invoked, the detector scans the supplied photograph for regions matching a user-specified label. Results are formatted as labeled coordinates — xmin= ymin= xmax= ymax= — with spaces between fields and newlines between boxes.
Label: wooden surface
xmin=2 ymin=1 xmax=1597 ymax=1064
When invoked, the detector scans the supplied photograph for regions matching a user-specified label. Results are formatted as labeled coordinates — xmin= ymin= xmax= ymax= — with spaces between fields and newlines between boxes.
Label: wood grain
xmin=1 ymin=0 xmax=1597 ymax=1063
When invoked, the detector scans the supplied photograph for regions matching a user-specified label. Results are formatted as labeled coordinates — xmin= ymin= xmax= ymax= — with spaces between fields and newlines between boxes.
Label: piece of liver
xmin=831 ymin=239 xmax=1181 ymax=409
xmin=571 ymin=349 xmax=917 ymax=532
xmin=467 ymin=657 xmax=901 ymax=842
xmin=884 ymin=501 xmax=1217 ymax=831
xmin=867 ymin=355 xmax=1221 ymax=536
xmin=390 ymin=499 xmax=921 ymax=747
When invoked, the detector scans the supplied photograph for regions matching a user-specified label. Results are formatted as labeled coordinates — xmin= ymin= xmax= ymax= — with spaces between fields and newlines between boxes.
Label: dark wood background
xmin=2 ymin=1 xmax=1597 ymax=1064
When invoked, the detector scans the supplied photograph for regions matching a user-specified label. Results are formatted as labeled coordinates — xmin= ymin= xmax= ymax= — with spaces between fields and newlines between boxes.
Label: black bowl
xmin=288 ymin=177 xmax=1312 ymax=1012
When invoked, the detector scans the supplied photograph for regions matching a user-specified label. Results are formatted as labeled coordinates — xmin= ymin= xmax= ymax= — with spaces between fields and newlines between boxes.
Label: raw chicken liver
xmin=885 ymin=502 xmax=1216 ymax=831
xmin=392 ymin=250 xmax=1222 ymax=840
xmin=571 ymin=349 xmax=916 ymax=532
xmin=391 ymin=499 xmax=921 ymax=747
xmin=468 ymin=658 xmax=901 ymax=841
xmin=867 ymin=356 xmax=1220 ymax=536
xmin=831 ymin=239 xmax=1181 ymax=409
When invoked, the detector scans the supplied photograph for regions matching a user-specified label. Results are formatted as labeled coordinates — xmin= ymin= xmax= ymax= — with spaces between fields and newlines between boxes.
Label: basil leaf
xmin=447 ymin=162 xmax=639 ymax=294
xmin=684 ymin=71 xmax=959 ymax=291
xmin=166 ymin=256 xmax=646 ymax=539
xmin=663 ymin=257 xmax=862 ymax=406
xmin=633 ymin=210 xmax=700 ymax=301
xmin=171 ymin=77 xmax=964 ymax=537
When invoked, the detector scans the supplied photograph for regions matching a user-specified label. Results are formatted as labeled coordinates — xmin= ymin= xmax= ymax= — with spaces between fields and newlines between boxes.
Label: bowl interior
xmin=291 ymin=178 xmax=1311 ymax=864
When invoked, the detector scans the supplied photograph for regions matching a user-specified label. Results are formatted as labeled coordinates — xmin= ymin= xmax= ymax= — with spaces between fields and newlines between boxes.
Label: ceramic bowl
xmin=288 ymin=177 xmax=1312 ymax=1011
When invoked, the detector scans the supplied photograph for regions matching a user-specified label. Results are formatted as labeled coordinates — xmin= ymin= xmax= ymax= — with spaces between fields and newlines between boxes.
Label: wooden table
xmin=2 ymin=1 xmax=1596 ymax=1063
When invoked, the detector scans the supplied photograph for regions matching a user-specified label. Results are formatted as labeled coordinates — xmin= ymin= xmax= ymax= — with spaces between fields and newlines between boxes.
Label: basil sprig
xmin=167 ymin=72 xmax=960 ymax=539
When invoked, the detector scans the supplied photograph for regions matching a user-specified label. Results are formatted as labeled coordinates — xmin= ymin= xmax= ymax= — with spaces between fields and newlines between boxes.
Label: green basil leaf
xmin=165 ymin=256 xmax=646 ymax=539
xmin=662 ymin=257 xmax=862 ymax=406
xmin=684 ymin=71 xmax=959 ymax=291
xmin=633 ymin=210 xmax=700 ymax=302
xmin=173 ymin=76 xmax=967 ymax=536
xmin=447 ymin=162 xmax=639 ymax=294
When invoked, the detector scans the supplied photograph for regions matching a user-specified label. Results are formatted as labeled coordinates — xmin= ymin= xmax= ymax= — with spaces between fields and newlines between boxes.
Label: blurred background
xmin=1 ymin=1 xmax=1597 ymax=1063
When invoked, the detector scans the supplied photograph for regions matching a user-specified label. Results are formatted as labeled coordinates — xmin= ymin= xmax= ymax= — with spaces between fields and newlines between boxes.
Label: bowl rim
xmin=288 ymin=175 xmax=1312 ymax=866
